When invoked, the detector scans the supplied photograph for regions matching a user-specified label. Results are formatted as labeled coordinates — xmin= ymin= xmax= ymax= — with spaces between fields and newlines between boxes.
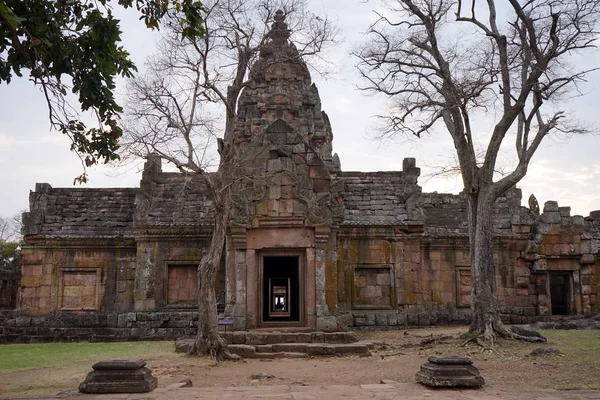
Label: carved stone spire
xmin=268 ymin=10 xmax=290 ymax=46
xmin=235 ymin=9 xmax=333 ymax=160
xmin=229 ymin=10 xmax=343 ymax=229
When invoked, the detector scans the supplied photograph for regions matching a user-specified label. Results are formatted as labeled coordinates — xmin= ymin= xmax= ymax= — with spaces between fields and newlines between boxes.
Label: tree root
xmin=465 ymin=320 xmax=547 ymax=350
xmin=192 ymin=335 xmax=243 ymax=361
xmin=494 ymin=321 xmax=547 ymax=343
xmin=420 ymin=334 xmax=453 ymax=346
xmin=475 ymin=337 xmax=497 ymax=353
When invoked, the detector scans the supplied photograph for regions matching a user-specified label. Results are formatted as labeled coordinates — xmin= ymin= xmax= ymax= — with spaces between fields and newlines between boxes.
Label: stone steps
xmin=176 ymin=330 xmax=373 ymax=359
xmin=226 ymin=340 xmax=374 ymax=359
xmin=221 ymin=330 xmax=359 ymax=346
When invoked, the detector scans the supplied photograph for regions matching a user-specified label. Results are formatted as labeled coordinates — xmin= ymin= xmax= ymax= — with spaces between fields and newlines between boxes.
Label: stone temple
xmin=1 ymin=12 xmax=599 ymax=341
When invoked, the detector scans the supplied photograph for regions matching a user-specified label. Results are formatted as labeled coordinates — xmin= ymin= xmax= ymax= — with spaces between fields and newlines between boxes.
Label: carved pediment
xmin=266 ymin=118 xmax=294 ymax=133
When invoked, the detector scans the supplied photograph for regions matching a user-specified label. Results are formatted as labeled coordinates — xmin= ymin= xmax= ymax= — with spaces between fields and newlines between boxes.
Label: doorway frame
xmin=548 ymin=271 xmax=574 ymax=316
xmin=258 ymin=249 xmax=306 ymax=328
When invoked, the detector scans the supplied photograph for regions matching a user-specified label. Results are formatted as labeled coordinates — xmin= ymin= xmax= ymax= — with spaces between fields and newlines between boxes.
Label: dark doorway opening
xmin=549 ymin=272 xmax=570 ymax=315
xmin=263 ymin=256 xmax=299 ymax=322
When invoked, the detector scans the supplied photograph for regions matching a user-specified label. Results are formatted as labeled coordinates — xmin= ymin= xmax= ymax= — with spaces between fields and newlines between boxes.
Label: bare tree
xmin=356 ymin=0 xmax=600 ymax=342
xmin=0 ymin=212 xmax=22 ymax=243
xmin=122 ymin=0 xmax=337 ymax=359
xmin=0 ymin=212 xmax=23 ymax=270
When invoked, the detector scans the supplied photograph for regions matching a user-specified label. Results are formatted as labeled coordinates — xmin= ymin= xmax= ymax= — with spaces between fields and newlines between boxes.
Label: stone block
xmin=415 ymin=356 xmax=484 ymax=388
xmin=175 ymin=338 xmax=195 ymax=353
xmin=540 ymin=212 xmax=561 ymax=224
xmin=333 ymin=343 xmax=369 ymax=355
xmin=306 ymin=343 xmax=323 ymax=356
xmin=407 ymin=313 xmax=418 ymax=326
xmin=227 ymin=344 xmax=256 ymax=358
xmin=79 ymin=360 xmax=157 ymax=394
xmin=558 ymin=207 xmax=571 ymax=217
xmin=272 ymin=343 xmax=308 ymax=353
xmin=230 ymin=331 xmax=248 ymax=344
xmin=365 ymin=314 xmax=376 ymax=326
xmin=581 ymin=254 xmax=595 ymax=265
xmin=543 ymin=201 xmax=559 ymax=212
xmin=280 ymin=185 xmax=294 ymax=199
xmin=15 ymin=316 xmax=32 ymax=327
xmin=375 ymin=314 xmax=388 ymax=326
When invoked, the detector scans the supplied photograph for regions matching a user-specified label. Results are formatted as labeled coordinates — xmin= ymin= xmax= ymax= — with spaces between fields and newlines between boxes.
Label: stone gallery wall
xmin=0 ymin=310 xmax=199 ymax=344
xmin=19 ymin=245 xmax=137 ymax=315
xmin=334 ymin=181 xmax=600 ymax=327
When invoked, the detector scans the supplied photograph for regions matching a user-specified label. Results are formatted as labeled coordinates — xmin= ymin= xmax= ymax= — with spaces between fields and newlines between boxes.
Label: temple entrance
xmin=261 ymin=255 xmax=301 ymax=324
xmin=549 ymin=272 xmax=570 ymax=315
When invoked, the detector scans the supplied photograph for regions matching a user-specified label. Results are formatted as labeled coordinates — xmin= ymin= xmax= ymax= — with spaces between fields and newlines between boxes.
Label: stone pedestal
xmin=415 ymin=356 xmax=484 ymax=388
xmin=79 ymin=359 xmax=158 ymax=393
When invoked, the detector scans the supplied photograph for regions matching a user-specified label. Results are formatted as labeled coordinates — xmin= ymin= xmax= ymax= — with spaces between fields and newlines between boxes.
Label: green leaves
xmin=0 ymin=2 xmax=25 ymax=29
xmin=0 ymin=239 xmax=20 ymax=270
xmin=0 ymin=0 xmax=205 ymax=183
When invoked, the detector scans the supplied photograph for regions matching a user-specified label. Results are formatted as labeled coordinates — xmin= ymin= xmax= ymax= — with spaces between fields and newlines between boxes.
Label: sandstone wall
xmin=20 ymin=243 xmax=137 ymax=315
xmin=0 ymin=310 xmax=199 ymax=344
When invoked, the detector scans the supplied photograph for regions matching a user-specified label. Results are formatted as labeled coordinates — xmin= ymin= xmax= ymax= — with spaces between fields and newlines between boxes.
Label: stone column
xmin=315 ymin=226 xmax=336 ymax=331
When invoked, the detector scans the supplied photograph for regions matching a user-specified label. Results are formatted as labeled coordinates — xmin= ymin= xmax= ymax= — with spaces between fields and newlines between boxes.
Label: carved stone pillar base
xmin=415 ymin=356 xmax=484 ymax=388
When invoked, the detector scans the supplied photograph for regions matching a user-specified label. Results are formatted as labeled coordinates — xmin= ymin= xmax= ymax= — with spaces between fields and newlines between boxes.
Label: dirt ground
xmin=1 ymin=326 xmax=599 ymax=398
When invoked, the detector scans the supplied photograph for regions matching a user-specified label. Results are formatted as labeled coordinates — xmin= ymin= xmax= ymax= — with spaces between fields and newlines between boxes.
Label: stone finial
xmin=269 ymin=9 xmax=290 ymax=45
xmin=142 ymin=153 xmax=162 ymax=182
xmin=528 ymin=194 xmax=540 ymax=215
xmin=35 ymin=183 xmax=52 ymax=194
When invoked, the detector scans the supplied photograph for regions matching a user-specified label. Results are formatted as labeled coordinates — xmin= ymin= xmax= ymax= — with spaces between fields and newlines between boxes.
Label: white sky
xmin=1 ymin=0 xmax=599 ymax=220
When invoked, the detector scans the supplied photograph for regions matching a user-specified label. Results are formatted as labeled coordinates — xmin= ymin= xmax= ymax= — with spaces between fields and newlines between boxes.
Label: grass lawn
xmin=0 ymin=341 xmax=175 ymax=373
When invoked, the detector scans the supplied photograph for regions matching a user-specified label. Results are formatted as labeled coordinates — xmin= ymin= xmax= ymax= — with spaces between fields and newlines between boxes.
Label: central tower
xmin=224 ymin=10 xmax=344 ymax=330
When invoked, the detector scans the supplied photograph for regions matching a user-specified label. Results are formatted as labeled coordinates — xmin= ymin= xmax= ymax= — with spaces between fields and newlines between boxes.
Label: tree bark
xmin=468 ymin=191 xmax=502 ymax=340
xmin=468 ymin=189 xmax=546 ymax=343
xmin=192 ymin=173 xmax=239 ymax=360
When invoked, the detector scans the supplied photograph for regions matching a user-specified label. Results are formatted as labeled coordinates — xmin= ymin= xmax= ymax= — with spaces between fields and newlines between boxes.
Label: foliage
xmin=0 ymin=214 xmax=21 ymax=269
xmin=0 ymin=239 xmax=20 ymax=270
xmin=0 ymin=341 xmax=174 ymax=373
xmin=0 ymin=0 xmax=205 ymax=183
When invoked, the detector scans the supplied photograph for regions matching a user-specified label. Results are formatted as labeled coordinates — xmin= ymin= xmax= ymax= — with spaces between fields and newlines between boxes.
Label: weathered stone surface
xmin=415 ymin=356 xmax=484 ymax=388
xmin=79 ymin=359 xmax=157 ymax=394
xmin=92 ymin=360 xmax=147 ymax=370
xmin=427 ymin=355 xmax=472 ymax=365
xmin=529 ymin=347 xmax=562 ymax=357
xmin=511 ymin=325 xmax=546 ymax=340
xmin=175 ymin=338 xmax=195 ymax=354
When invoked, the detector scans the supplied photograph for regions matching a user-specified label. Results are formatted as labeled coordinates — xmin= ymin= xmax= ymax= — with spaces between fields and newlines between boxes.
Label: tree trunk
xmin=193 ymin=173 xmax=239 ymax=360
xmin=468 ymin=191 xmax=503 ymax=341
xmin=468 ymin=190 xmax=546 ymax=343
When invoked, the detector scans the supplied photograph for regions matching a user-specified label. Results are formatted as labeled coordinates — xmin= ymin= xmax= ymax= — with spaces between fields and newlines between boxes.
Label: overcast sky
xmin=1 ymin=0 xmax=599 ymax=221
